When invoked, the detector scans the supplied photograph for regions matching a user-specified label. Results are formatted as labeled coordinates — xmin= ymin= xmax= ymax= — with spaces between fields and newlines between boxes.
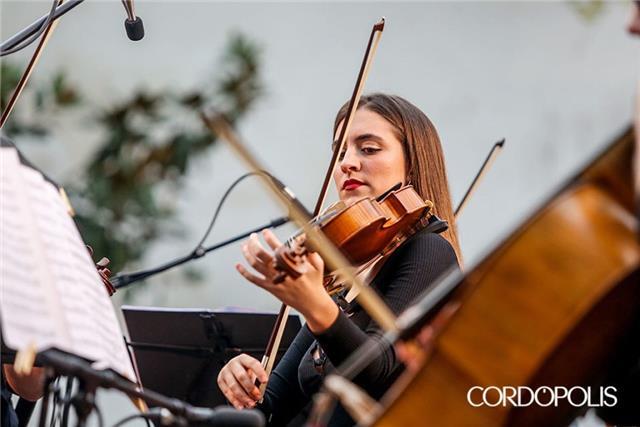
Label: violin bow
xmin=201 ymin=113 xmax=398 ymax=389
xmin=1 ymin=0 xmax=65 ymax=129
xmin=454 ymin=138 xmax=505 ymax=219
xmin=254 ymin=18 xmax=386 ymax=392
xmin=314 ymin=18 xmax=385 ymax=215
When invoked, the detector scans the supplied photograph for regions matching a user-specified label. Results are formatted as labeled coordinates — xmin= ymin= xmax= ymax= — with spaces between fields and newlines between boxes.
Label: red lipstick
xmin=343 ymin=179 xmax=363 ymax=191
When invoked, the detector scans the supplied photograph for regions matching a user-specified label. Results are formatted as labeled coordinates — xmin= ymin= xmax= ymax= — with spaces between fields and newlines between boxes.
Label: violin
xmin=86 ymin=245 xmax=116 ymax=296
xmin=273 ymin=184 xmax=437 ymax=294
xmin=96 ymin=257 xmax=116 ymax=296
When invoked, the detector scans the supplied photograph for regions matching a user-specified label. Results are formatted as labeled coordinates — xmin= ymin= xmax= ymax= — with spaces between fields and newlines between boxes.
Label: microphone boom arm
xmin=112 ymin=216 xmax=289 ymax=289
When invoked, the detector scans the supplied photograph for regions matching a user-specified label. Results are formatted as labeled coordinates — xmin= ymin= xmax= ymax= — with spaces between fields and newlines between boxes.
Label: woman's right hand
xmin=217 ymin=354 xmax=268 ymax=409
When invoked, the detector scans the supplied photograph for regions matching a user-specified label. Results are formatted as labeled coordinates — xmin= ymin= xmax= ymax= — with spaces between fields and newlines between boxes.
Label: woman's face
xmin=333 ymin=109 xmax=408 ymax=206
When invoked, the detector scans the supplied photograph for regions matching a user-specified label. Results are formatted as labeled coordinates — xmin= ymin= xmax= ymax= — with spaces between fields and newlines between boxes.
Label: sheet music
xmin=0 ymin=147 xmax=135 ymax=382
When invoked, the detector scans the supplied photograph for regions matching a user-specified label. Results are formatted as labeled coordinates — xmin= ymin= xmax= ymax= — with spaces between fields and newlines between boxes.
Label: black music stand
xmin=122 ymin=306 xmax=301 ymax=408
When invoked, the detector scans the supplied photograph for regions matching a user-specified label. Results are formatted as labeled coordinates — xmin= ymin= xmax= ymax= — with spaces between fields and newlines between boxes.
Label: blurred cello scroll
xmin=367 ymin=125 xmax=640 ymax=427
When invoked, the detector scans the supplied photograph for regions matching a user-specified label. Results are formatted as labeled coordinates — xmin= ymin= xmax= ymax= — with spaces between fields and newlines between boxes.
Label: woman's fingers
xmin=218 ymin=369 xmax=251 ymax=408
xmin=229 ymin=360 xmax=258 ymax=397
xmin=228 ymin=363 xmax=262 ymax=401
xmin=248 ymin=233 xmax=274 ymax=265
xmin=217 ymin=355 xmax=267 ymax=409
xmin=241 ymin=243 xmax=271 ymax=281
xmin=306 ymin=252 xmax=324 ymax=271
xmin=222 ymin=375 xmax=254 ymax=408
xmin=227 ymin=369 xmax=259 ymax=406
xmin=238 ymin=354 xmax=268 ymax=384
xmin=241 ymin=240 xmax=260 ymax=270
xmin=262 ymin=229 xmax=282 ymax=250
xmin=236 ymin=264 xmax=269 ymax=289
xmin=220 ymin=382 xmax=243 ymax=409
xmin=242 ymin=233 xmax=281 ymax=281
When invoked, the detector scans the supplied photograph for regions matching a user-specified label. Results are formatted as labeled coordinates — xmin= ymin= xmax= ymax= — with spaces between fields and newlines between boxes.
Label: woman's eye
xmin=361 ymin=146 xmax=380 ymax=154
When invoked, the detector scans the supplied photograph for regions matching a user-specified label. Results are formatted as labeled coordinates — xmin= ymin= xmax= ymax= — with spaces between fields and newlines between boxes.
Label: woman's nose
xmin=339 ymin=148 xmax=360 ymax=173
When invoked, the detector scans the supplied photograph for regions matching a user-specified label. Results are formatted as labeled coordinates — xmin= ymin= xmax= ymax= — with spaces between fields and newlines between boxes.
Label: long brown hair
xmin=334 ymin=93 xmax=462 ymax=263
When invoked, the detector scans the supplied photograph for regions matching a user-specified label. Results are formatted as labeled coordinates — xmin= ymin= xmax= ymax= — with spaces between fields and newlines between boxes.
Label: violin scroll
xmin=273 ymin=237 xmax=309 ymax=283
xmin=86 ymin=245 xmax=116 ymax=296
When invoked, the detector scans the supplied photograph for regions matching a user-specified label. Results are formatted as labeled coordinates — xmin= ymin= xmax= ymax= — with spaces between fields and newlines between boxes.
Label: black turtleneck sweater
xmin=258 ymin=230 xmax=460 ymax=426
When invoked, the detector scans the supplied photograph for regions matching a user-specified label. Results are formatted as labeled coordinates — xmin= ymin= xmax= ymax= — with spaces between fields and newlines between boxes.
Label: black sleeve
xmin=314 ymin=232 xmax=460 ymax=388
xmin=258 ymin=326 xmax=315 ymax=426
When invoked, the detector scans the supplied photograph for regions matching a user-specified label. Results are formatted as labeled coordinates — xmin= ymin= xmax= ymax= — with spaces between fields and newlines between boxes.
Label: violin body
xmin=321 ymin=185 xmax=433 ymax=264
xmin=371 ymin=127 xmax=640 ymax=426
xmin=274 ymin=185 xmax=434 ymax=284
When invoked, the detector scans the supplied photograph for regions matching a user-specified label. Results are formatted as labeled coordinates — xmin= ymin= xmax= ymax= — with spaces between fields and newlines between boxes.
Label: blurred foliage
xmin=1 ymin=34 xmax=263 ymax=297
xmin=568 ymin=0 xmax=606 ymax=22
xmin=1 ymin=62 xmax=80 ymax=136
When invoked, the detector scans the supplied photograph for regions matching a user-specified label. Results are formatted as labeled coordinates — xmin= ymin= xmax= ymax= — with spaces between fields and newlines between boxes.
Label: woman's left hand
xmin=236 ymin=229 xmax=339 ymax=333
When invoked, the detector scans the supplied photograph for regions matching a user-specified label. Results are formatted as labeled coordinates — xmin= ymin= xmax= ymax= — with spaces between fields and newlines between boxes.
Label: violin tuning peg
xmin=97 ymin=257 xmax=110 ymax=267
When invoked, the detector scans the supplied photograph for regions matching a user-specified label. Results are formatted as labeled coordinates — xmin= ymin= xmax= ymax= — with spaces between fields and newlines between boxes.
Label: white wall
xmin=2 ymin=1 xmax=637 ymax=425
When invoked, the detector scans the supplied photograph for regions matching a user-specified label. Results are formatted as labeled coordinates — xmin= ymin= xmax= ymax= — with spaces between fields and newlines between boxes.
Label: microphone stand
xmin=35 ymin=349 xmax=265 ymax=427
xmin=37 ymin=372 xmax=56 ymax=427
xmin=60 ymin=377 xmax=74 ymax=427
xmin=112 ymin=216 xmax=289 ymax=289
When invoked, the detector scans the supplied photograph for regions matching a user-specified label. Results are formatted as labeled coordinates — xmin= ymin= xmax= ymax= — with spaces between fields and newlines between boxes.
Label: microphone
xmin=121 ymin=0 xmax=144 ymax=41
xmin=185 ymin=406 xmax=265 ymax=427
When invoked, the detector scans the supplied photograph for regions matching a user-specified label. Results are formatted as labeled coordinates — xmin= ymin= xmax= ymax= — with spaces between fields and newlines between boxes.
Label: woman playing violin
xmin=217 ymin=93 xmax=462 ymax=426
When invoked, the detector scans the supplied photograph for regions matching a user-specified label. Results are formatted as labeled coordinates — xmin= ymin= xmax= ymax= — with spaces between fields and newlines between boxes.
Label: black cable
xmin=112 ymin=409 xmax=175 ymax=427
xmin=0 ymin=0 xmax=58 ymax=57
xmin=37 ymin=376 xmax=54 ymax=427
xmin=60 ymin=377 xmax=73 ymax=427
xmin=112 ymin=414 xmax=148 ymax=427
xmin=191 ymin=171 xmax=264 ymax=255
xmin=48 ymin=378 xmax=60 ymax=427
xmin=0 ymin=1 xmax=84 ymax=53
xmin=113 ymin=216 xmax=289 ymax=289
xmin=93 ymin=404 xmax=104 ymax=427
xmin=112 ymin=171 xmax=291 ymax=289
xmin=48 ymin=383 xmax=56 ymax=427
